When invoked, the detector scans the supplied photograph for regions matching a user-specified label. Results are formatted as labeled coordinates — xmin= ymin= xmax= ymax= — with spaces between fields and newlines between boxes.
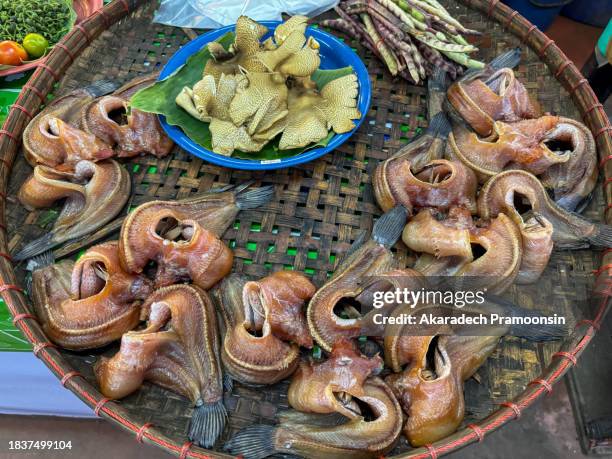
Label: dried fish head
xmin=226 ymin=377 xmax=403 ymax=459
xmin=376 ymin=158 xmax=478 ymax=214
xmin=448 ymin=115 xmax=571 ymax=181
xmin=81 ymin=75 xmax=174 ymax=158
xmin=288 ymin=339 xmax=383 ymax=418
xmin=447 ymin=66 xmax=540 ymax=137
xmin=212 ymin=271 xmax=315 ymax=385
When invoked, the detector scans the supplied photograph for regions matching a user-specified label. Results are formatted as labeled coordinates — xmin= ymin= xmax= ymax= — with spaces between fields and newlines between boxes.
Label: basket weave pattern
xmin=0 ymin=0 xmax=610 ymax=458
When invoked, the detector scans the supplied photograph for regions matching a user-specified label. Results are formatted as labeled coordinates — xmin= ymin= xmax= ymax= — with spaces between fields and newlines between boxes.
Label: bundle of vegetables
xmin=0 ymin=0 xmax=76 ymax=45
xmin=321 ymin=0 xmax=484 ymax=84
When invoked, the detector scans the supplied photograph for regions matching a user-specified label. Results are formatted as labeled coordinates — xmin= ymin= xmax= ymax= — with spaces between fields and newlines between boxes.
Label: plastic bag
xmin=153 ymin=0 xmax=339 ymax=29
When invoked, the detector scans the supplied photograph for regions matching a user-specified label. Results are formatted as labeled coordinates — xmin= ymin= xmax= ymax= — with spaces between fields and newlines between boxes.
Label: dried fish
xmin=446 ymin=49 xmax=539 ymax=137
xmin=119 ymin=183 xmax=273 ymax=288
xmin=31 ymin=241 xmax=152 ymax=350
xmin=307 ymin=206 xmax=409 ymax=352
xmin=23 ymin=81 xmax=117 ymax=170
xmin=95 ymin=284 xmax=226 ymax=448
xmin=288 ymin=339 xmax=383 ymax=418
xmin=14 ymin=160 xmax=130 ymax=261
xmin=211 ymin=271 xmax=316 ymax=385
xmin=225 ymin=377 xmax=402 ymax=459
xmin=478 ymin=170 xmax=612 ymax=249
xmin=82 ymin=75 xmax=174 ymax=158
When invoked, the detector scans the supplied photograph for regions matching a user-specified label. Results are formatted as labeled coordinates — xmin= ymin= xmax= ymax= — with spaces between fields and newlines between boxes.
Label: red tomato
xmin=0 ymin=41 xmax=28 ymax=66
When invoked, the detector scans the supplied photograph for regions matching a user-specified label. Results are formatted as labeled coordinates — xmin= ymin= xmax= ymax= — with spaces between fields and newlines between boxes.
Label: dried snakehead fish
xmin=119 ymin=183 xmax=274 ymax=288
xmin=211 ymin=271 xmax=315 ymax=385
xmin=95 ymin=284 xmax=226 ymax=448
xmin=384 ymin=300 xmax=567 ymax=446
xmin=446 ymin=48 xmax=539 ymax=137
xmin=225 ymin=377 xmax=402 ymax=459
xmin=14 ymin=160 xmax=130 ymax=262
xmin=23 ymin=80 xmax=118 ymax=171
xmin=31 ymin=241 xmax=152 ymax=350
xmin=81 ymin=74 xmax=174 ymax=158
xmin=478 ymin=170 xmax=612 ymax=249
xmin=306 ymin=205 xmax=408 ymax=352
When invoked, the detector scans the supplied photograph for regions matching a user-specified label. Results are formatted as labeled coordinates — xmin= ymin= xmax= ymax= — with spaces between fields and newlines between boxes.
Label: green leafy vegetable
xmin=130 ymin=33 xmax=357 ymax=160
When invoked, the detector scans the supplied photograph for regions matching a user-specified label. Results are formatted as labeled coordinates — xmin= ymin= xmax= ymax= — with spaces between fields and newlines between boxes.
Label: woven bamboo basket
xmin=1 ymin=0 xmax=611 ymax=457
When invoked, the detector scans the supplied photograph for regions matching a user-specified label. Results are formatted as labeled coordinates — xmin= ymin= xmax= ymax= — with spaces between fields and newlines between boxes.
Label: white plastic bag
xmin=153 ymin=0 xmax=339 ymax=29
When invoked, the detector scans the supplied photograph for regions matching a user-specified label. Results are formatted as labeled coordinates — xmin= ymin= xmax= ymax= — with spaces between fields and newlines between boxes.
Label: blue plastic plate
xmin=158 ymin=21 xmax=371 ymax=170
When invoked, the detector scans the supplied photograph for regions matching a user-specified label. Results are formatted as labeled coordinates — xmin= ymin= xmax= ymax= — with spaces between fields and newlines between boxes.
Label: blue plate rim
xmin=157 ymin=21 xmax=371 ymax=171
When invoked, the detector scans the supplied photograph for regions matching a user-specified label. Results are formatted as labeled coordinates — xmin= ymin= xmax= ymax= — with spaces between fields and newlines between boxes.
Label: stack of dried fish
xmin=321 ymin=0 xmax=484 ymax=84
xmin=13 ymin=75 xmax=175 ymax=262
xmin=373 ymin=49 xmax=609 ymax=296
xmin=28 ymin=182 xmax=275 ymax=448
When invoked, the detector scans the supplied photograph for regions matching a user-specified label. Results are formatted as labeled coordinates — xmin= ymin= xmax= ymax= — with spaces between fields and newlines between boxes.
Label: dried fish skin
xmin=448 ymin=116 xmax=572 ymax=180
xmin=274 ymin=15 xmax=308 ymax=45
xmin=211 ymin=271 xmax=315 ymax=385
xmin=377 ymin=158 xmax=478 ymax=214
xmin=447 ymin=67 xmax=540 ymax=137
xmin=14 ymin=160 xmax=131 ymax=261
xmin=478 ymin=170 xmax=612 ymax=249
xmin=229 ymin=72 xmax=289 ymax=132
xmin=95 ymin=284 xmax=226 ymax=447
xmin=32 ymin=241 xmax=153 ymax=350
xmin=203 ymin=16 xmax=269 ymax=80
xmin=257 ymin=29 xmax=321 ymax=77
xmin=226 ymin=377 xmax=403 ymax=459
xmin=209 ymin=118 xmax=267 ymax=155
xmin=176 ymin=73 xmax=248 ymax=123
xmin=279 ymin=74 xmax=361 ymax=150
xmin=288 ymin=339 xmax=383 ymax=419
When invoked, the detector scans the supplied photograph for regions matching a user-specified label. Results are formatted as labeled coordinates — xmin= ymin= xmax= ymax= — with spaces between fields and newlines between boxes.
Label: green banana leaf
xmin=130 ymin=32 xmax=356 ymax=161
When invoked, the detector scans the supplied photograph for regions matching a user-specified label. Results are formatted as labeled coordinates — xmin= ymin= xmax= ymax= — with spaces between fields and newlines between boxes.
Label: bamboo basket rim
xmin=0 ymin=0 xmax=610 ymax=457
